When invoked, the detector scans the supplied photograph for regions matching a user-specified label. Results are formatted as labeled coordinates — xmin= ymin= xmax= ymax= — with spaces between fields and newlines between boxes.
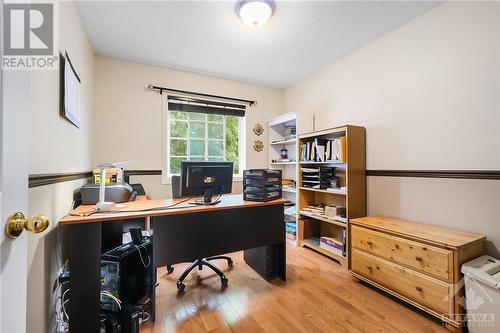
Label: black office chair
xmin=167 ymin=175 xmax=232 ymax=292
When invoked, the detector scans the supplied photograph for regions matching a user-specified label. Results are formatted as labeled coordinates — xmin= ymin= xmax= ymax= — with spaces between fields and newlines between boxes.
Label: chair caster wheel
xmin=177 ymin=281 xmax=185 ymax=292
xmin=221 ymin=276 xmax=228 ymax=286
xmin=228 ymin=260 xmax=233 ymax=267
xmin=167 ymin=266 xmax=174 ymax=274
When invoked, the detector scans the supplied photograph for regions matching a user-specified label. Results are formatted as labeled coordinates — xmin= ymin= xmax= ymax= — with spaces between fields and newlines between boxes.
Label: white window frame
xmin=161 ymin=95 xmax=246 ymax=184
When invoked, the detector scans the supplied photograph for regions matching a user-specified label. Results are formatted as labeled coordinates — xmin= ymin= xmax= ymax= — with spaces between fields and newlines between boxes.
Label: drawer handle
xmin=415 ymin=286 xmax=423 ymax=292
xmin=366 ymin=241 xmax=373 ymax=246
xmin=415 ymin=256 xmax=423 ymax=262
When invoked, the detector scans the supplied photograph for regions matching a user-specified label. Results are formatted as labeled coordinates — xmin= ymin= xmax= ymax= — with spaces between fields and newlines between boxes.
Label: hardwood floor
xmin=142 ymin=242 xmax=449 ymax=333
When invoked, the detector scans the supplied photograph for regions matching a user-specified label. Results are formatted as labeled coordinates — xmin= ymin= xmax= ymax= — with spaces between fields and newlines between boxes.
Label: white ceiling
xmin=76 ymin=1 xmax=442 ymax=89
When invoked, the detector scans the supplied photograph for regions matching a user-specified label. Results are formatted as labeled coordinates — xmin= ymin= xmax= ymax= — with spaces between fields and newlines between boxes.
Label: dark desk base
xmin=62 ymin=203 xmax=285 ymax=333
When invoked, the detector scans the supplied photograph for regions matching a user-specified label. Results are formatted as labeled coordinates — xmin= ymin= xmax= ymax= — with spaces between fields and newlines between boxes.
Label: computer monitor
xmin=180 ymin=161 xmax=234 ymax=204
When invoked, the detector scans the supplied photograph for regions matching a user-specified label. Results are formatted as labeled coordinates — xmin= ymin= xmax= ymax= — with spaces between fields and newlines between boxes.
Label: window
xmin=165 ymin=110 xmax=244 ymax=178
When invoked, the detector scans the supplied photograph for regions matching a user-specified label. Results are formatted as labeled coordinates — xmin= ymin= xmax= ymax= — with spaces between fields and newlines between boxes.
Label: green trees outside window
xmin=168 ymin=111 xmax=240 ymax=174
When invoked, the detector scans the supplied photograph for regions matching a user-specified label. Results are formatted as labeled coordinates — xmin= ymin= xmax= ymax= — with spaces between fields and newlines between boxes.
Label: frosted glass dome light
xmin=238 ymin=1 xmax=274 ymax=27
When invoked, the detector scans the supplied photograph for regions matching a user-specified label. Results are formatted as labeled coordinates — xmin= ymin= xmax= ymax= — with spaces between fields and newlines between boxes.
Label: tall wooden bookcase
xmin=297 ymin=125 xmax=366 ymax=268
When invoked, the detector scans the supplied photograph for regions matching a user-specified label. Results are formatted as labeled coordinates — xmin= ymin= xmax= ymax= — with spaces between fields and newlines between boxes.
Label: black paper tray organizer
xmin=301 ymin=167 xmax=335 ymax=189
xmin=243 ymin=169 xmax=282 ymax=201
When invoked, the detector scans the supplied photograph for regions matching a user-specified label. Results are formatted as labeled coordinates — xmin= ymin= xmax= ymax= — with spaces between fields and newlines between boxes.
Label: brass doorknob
xmin=4 ymin=212 xmax=49 ymax=239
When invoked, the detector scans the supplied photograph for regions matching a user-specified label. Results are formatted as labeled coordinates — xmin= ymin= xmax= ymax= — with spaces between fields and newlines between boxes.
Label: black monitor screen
xmin=180 ymin=161 xmax=233 ymax=198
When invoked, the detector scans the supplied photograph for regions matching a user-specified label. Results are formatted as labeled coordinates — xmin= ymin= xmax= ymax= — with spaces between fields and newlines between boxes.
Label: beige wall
xmin=27 ymin=1 xmax=95 ymax=332
xmin=284 ymin=2 xmax=500 ymax=255
xmin=92 ymin=56 xmax=283 ymax=198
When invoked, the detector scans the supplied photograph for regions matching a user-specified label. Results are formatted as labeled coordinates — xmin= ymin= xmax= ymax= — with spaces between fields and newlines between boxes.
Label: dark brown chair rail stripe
xmin=29 ymin=172 xmax=93 ymax=188
xmin=28 ymin=169 xmax=500 ymax=188
xmin=366 ymin=170 xmax=500 ymax=180
xmin=28 ymin=170 xmax=161 ymax=188
xmin=124 ymin=170 xmax=162 ymax=176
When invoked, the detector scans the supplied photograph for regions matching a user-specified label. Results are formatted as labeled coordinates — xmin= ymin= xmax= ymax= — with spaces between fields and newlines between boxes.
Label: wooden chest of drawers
xmin=351 ymin=216 xmax=485 ymax=332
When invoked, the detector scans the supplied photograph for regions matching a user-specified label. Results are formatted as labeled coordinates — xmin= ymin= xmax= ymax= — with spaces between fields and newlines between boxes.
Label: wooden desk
xmin=59 ymin=195 xmax=287 ymax=333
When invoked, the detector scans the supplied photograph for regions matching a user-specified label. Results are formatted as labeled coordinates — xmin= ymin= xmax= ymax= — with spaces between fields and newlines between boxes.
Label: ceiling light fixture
xmin=237 ymin=0 xmax=275 ymax=28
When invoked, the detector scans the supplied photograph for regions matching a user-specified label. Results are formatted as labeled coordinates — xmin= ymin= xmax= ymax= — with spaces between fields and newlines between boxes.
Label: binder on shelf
xmin=300 ymin=144 xmax=307 ymax=161
xmin=313 ymin=138 xmax=327 ymax=162
xmin=325 ymin=140 xmax=331 ymax=160
xmin=326 ymin=136 xmax=346 ymax=163
xmin=316 ymin=143 xmax=325 ymax=162
xmin=300 ymin=139 xmax=331 ymax=162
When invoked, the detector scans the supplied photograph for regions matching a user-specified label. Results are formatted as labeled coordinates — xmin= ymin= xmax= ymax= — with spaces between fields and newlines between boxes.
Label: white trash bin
xmin=461 ymin=255 xmax=500 ymax=333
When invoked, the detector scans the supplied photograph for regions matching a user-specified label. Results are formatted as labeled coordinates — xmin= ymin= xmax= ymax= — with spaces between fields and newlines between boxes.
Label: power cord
xmin=55 ymin=284 xmax=68 ymax=332
xmin=55 ymin=257 xmax=70 ymax=333
xmin=139 ymin=306 xmax=150 ymax=324
xmin=192 ymin=194 xmax=222 ymax=205
xmin=133 ymin=243 xmax=151 ymax=268
xmin=62 ymin=289 xmax=70 ymax=322
xmin=101 ymin=290 xmax=121 ymax=310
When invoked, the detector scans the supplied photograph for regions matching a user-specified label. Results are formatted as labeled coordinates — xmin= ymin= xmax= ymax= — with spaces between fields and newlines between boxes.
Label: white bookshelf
xmin=270 ymin=138 xmax=297 ymax=145
xmin=267 ymin=112 xmax=313 ymax=245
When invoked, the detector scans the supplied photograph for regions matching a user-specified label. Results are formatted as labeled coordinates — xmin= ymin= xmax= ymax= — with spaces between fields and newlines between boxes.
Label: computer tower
xmin=101 ymin=310 xmax=121 ymax=333
xmin=121 ymin=306 xmax=141 ymax=333
xmin=243 ymin=245 xmax=277 ymax=280
xmin=100 ymin=238 xmax=152 ymax=313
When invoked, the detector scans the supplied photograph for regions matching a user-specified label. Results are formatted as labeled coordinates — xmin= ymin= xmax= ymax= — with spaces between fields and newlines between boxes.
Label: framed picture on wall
xmin=62 ymin=51 xmax=81 ymax=128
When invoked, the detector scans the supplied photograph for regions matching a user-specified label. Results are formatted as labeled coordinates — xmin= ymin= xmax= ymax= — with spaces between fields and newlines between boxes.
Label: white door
xmin=0 ymin=1 xmax=31 ymax=329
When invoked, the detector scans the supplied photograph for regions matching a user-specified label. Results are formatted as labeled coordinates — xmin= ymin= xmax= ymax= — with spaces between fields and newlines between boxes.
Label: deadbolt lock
xmin=5 ymin=212 xmax=49 ymax=239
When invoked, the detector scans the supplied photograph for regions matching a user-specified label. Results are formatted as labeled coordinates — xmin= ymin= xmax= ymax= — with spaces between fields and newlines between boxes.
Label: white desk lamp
xmin=95 ymin=160 xmax=134 ymax=212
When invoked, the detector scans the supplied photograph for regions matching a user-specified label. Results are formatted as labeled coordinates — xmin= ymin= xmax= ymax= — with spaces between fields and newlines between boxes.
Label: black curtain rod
xmin=147 ymin=84 xmax=256 ymax=106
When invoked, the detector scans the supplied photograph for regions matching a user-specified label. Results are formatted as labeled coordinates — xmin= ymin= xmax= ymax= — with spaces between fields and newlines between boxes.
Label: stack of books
xmin=299 ymin=205 xmax=325 ymax=217
xmin=284 ymin=205 xmax=297 ymax=217
xmin=285 ymin=222 xmax=296 ymax=240
xmin=319 ymin=236 xmax=344 ymax=257
xmin=300 ymin=205 xmax=347 ymax=225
